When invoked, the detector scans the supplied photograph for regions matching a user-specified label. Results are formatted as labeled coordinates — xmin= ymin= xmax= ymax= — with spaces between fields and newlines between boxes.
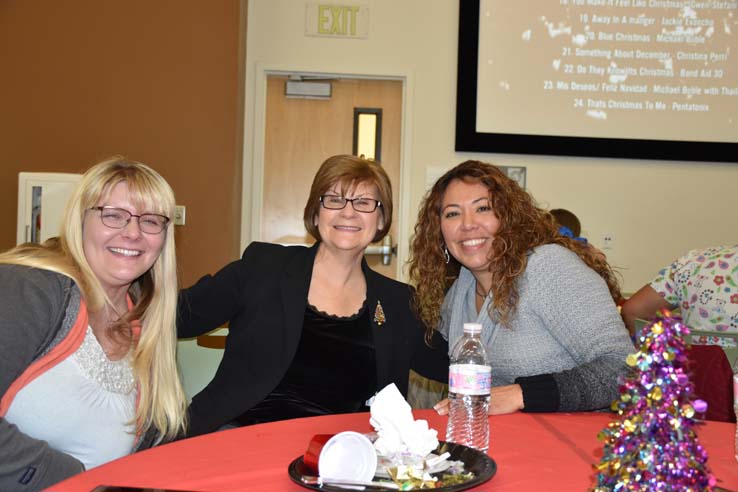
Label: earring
xmin=443 ymin=246 xmax=450 ymax=264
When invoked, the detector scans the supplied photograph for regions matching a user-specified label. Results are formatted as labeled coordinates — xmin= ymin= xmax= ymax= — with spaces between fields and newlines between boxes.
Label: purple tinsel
xmin=592 ymin=309 xmax=716 ymax=492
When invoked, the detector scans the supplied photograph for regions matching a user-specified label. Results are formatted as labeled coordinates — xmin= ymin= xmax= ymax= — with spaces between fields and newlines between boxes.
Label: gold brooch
xmin=373 ymin=300 xmax=386 ymax=326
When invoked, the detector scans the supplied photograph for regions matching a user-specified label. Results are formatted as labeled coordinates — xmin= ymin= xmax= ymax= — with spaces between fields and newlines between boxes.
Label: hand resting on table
xmin=433 ymin=384 xmax=524 ymax=416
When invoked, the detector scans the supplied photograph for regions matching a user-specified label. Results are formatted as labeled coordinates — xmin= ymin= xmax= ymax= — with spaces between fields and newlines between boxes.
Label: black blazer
xmin=178 ymin=242 xmax=448 ymax=437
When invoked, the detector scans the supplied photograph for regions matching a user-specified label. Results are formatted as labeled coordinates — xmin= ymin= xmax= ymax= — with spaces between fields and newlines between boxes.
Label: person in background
xmin=178 ymin=155 xmax=448 ymax=437
xmin=621 ymin=245 xmax=738 ymax=336
xmin=550 ymin=208 xmax=584 ymax=242
xmin=551 ymin=207 xmax=608 ymax=262
xmin=0 ymin=157 xmax=187 ymax=492
xmin=408 ymin=160 xmax=634 ymax=416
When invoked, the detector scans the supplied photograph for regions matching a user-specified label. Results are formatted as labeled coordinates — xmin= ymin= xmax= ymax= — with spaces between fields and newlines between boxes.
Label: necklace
xmin=475 ymin=284 xmax=487 ymax=298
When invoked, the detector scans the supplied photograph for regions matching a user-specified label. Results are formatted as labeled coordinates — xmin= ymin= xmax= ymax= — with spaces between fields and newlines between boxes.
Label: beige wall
xmin=0 ymin=0 xmax=246 ymax=286
xmin=3 ymin=0 xmax=736 ymax=295
xmin=243 ymin=0 xmax=738 ymax=293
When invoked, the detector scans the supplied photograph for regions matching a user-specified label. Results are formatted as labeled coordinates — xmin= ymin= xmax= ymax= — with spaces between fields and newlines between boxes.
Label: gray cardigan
xmin=0 ymin=265 xmax=159 ymax=492
xmin=0 ymin=265 xmax=85 ymax=491
xmin=439 ymin=244 xmax=634 ymax=412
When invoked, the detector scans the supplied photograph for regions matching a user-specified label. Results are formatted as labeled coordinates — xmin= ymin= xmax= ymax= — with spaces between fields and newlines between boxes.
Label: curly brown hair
xmin=408 ymin=160 xmax=621 ymax=341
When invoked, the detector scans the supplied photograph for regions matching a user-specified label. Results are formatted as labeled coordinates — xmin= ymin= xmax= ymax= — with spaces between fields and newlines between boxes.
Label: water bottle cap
xmin=463 ymin=323 xmax=482 ymax=334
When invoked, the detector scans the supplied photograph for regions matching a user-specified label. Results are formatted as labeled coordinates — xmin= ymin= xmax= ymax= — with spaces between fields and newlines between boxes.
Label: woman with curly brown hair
xmin=408 ymin=161 xmax=633 ymax=415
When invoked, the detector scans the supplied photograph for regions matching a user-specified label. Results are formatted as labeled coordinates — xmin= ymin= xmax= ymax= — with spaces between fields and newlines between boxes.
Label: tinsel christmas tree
xmin=593 ymin=310 xmax=716 ymax=492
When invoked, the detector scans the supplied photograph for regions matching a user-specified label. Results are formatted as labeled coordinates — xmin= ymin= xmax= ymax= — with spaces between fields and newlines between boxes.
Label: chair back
xmin=687 ymin=344 xmax=736 ymax=422
xmin=688 ymin=329 xmax=738 ymax=368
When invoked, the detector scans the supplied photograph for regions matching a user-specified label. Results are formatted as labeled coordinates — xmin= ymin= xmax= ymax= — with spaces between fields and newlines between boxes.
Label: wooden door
xmin=262 ymin=75 xmax=402 ymax=279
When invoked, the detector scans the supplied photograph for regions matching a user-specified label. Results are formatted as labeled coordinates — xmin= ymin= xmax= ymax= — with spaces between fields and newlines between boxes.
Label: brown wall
xmin=0 ymin=0 xmax=246 ymax=286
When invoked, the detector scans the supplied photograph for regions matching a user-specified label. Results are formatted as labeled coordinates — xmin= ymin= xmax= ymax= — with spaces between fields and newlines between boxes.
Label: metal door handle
xmin=366 ymin=235 xmax=396 ymax=265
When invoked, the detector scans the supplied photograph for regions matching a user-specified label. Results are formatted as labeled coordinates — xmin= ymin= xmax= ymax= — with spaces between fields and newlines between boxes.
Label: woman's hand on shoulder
xmin=433 ymin=384 xmax=524 ymax=416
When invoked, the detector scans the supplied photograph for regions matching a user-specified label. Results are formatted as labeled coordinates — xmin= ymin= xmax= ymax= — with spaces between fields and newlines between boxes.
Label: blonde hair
xmin=0 ymin=156 xmax=187 ymax=441
xmin=303 ymin=155 xmax=393 ymax=243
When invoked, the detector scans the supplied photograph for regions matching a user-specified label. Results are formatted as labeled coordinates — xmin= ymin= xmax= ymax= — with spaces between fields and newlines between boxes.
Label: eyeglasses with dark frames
xmin=320 ymin=195 xmax=381 ymax=213
xmin=90 ymin=206 xmax=170 ymax=234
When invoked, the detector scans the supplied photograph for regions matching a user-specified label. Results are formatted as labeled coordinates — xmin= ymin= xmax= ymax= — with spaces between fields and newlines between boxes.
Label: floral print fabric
xmin=650 ymin=245 xmax=738 ymax=333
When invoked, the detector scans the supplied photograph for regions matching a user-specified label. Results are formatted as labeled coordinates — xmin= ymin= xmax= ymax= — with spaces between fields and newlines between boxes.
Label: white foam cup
xmin=318 ymin=431 xmax=377 ymax=482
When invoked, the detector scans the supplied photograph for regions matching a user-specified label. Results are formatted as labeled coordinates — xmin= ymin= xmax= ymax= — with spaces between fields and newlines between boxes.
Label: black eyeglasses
xmin=90 ymin=207 xmax=170 ymax=234
xmin=320 ymin=195 xmax=381 ymax=213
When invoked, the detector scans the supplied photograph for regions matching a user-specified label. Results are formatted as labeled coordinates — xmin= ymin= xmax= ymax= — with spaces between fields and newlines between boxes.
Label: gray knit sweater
xmin=439 ymin=244 xmax=634 ymax=412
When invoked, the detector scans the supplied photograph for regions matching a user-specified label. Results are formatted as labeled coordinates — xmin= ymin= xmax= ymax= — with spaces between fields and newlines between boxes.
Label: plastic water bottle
xmin=446 ymin=322 xmax=491 ymax=452
xmin=734 ymin=373 xmax=738 ymax=462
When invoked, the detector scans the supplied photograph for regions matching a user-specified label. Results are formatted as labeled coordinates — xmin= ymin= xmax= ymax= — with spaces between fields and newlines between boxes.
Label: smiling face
xmin=440 ymin=179 xmax=501 ymax=282
xmin=316 ymin=180 xmax=384 ymax=255
xmin=82 ymin=181 xmax=167 ymax=302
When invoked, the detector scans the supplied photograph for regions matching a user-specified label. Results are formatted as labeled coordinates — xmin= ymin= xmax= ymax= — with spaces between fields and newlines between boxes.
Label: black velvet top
xmin=234 ymin=301 xmax=376 ymax=426
xmin=179 ymin=242 xmax=449 ymax=437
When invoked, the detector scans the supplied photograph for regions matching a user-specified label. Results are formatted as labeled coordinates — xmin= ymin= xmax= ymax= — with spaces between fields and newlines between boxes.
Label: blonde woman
xmin=0 ymin=157 xmax=187 ymax=491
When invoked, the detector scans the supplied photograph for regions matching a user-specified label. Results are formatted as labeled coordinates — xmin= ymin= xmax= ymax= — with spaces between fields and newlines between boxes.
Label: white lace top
xmin=5 ymin=326 xmax=137 ymax=469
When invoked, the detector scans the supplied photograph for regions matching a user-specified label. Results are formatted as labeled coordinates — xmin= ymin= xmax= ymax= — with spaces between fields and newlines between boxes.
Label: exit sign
xmin=305 ymin=4 xmax=369 ymax=39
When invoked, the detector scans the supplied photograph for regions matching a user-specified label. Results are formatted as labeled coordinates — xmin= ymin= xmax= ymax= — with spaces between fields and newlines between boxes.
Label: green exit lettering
xmin=318 ymin=5 xmax=360 ymax=36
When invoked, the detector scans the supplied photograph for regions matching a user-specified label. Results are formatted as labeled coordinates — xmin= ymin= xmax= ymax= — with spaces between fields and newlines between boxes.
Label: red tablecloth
xmin=48 ymin=411 xmax=738 ymax=491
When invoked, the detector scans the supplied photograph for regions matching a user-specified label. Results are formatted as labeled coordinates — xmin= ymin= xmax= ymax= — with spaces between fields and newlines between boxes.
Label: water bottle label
xmin=449 ymin=364 xmax=491 ymax=395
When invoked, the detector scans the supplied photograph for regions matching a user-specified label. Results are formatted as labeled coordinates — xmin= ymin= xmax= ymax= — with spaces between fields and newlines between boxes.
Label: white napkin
xmin=369 ymin=383 xmax=439 ymax=457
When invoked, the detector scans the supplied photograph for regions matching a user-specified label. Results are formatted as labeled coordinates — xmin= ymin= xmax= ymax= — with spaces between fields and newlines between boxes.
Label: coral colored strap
xmin=0 ymin=300 xmax=89 ymax=416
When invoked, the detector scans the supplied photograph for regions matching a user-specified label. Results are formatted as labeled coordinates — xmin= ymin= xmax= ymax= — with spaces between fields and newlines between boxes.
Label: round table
xmin=48 ymin=410 xmax=738 ymax=491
